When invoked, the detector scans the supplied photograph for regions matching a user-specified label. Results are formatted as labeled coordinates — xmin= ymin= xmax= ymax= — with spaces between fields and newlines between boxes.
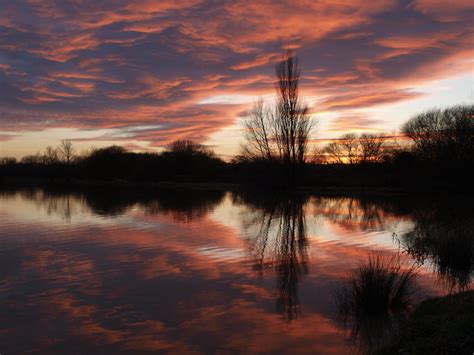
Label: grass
xmin=337 ymin=255 xmax=418 ymax=316
xmin=381 ymin=291 xmax=474 ymax=354
xmin=335 ymin=255 xmax=418 ymax=353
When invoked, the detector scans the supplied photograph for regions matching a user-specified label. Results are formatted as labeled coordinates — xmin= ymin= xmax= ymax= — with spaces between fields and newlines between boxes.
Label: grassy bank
xmin=383 ymin=291 xmax=474 ymax=354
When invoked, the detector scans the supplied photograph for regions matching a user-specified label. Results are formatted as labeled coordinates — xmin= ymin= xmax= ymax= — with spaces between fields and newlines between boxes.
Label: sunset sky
xmin=1 ymin=0 xmax=473 ymax=159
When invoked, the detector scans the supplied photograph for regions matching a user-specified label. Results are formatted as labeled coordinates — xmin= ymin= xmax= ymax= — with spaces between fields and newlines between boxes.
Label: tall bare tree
xmin=274 ymin=51 xmax=312 ymax=165
xmin=242 ymin=50 xmax=313 ymax=165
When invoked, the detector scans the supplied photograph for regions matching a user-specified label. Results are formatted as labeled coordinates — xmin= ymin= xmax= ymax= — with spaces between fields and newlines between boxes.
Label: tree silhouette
xmin=402 ymin=104 xmax=474 ymax=163
xmin=58 ymin=140 xmax=75 ymax=164
xmin=322 ymin=132 xmax=387 ymax=164
xmin=43 ymin=146 xmax=59 ymax=165
xmin=242 ymin=50 xmax=313 ymax=167
xmin=359 ymin=133 xmax=387 ymax=163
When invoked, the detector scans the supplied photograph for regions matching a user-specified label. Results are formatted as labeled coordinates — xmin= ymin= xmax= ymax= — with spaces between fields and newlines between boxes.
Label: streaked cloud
xmin=0 ymin=0 xmax=472 ymax=156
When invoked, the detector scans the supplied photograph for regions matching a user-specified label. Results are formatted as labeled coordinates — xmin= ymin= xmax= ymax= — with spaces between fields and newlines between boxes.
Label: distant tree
xmin=242 ymin=50 xmax=313 ymax=165
xmin=163 ymin=140 xmax=216 ymax=158
xmin=82 ymin=145 xmax=128 ymax=179
xmin=166 ymin=140 xmax=215 ymax=157
xmin=310 ymin=147 xmax=326 ymax=164
xmin=43 ymin=146 xmax=59 ymax=164
xmin=402 ymin=105 xmax=474 ymax=162
xmin=323 ymin=141 xmax=345 ymax=164
xmin=323 ymin=133 xmax=358 ymax=164
xmin=58 ymin=139 xmax=75 ymax=164
xmin=359 ymin=133 xmax=387 ymax=163
xmin=88 ymin=145 xmax=127 ymax=158
xmin=161 ymin=140 xmax=223 ymax=180
xmin=340 ymin=133 xmax=359 ymax=164
xmin=323 ymin=132 xmax=387 ymax=164
xmin=21 ymin=154 xmax=41 ymax=164
xmin=0 ymin=157 xmax=17 ymax=165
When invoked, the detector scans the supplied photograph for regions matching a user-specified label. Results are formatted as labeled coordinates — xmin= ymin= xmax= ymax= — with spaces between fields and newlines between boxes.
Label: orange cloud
xmin=0 ymin=0 xmax=472 ymax=156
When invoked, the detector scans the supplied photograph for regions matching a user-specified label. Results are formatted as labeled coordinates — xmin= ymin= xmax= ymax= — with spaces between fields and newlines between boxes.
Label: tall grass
xmin=335 ymin=254 xmax=418 ymax=353
xmin=343 ymin=255 xmax=417 ymax=315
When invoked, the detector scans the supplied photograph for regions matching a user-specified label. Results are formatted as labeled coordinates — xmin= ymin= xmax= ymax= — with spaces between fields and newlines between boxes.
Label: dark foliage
xmin=1 ymin=105 xmax=472 ymax=191
xmin=1 ymin=141 xmax=227 ymax=183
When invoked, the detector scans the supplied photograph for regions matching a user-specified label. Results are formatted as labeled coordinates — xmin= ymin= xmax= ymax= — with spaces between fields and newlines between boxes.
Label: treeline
xmin=1 ymin=103 xmax=472 ymax=191
xmin=0 ymin=140 xmax=226 ymax=182
xmin=0 ymin=47 xmax=472 ymax=191
xmin=317 ymin=105 xmax=474 ymax=167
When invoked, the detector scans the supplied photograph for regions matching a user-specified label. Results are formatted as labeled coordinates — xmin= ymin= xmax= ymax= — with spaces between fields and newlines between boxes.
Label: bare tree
xmin=275 ymin=50 xmax=312 ymax=165
xmin=340 ymin=133 xmax=359 ymax=164
xmin=242 ymin=99 xmax=275 ymax=160
xmin=323 ymin=132 xmax=387 ymax=164
xmin=402 ymin=109 xmax=443 ymax=160
xmin=43 ymin=146 xmax=59 ymax=164
xmin=242 ymin=50 xmax=313 ymax=165
xmin=58 ymin=139 xmax=75 ymax=164
xmin=323 ymin=141 xmax=345 ymax=164
xmin=359 ymin=133 xmax=387 ymax=163
xmin=402 ymin=105 xmax=474 ymax=162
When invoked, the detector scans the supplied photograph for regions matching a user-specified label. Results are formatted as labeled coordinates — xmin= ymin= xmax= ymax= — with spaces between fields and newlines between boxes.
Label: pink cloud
xmin=0 ymin=0 xmax=471 ymax=155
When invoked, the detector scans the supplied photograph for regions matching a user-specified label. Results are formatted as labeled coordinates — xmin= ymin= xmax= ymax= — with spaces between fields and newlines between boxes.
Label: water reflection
xmin=235 ymin=192 xmax=309 ymax=321
xmin=139 ymin=189 xmax=225 ymax=222
xmin=311 ymin=196 xmax=408 ymax=232
xmin=311 ymin=195 xmax=473 ymax=292
xmin=0 ymin=186 xmax=472 ymax=353
xmin=395 ymin=202 xmax=474 ymax=292
xmin=1 ymin=186 xmax=225 ymax=221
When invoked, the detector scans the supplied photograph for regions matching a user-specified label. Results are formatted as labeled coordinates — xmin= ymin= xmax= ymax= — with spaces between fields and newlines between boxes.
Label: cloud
xmin=0 ymin=0 xmax=472 ymax=155
xmin=410 ymin=0 xmax=474 ymax=21
xmin=326 ymin=113 xmax=385 ymax=133
xmin=319 ymin=90 xmax=425 ymax=111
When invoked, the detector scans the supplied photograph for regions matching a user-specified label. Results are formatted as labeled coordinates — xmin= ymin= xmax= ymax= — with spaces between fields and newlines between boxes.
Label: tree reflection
xmin=396 ymin=207 xmax=474 ymax=292
xmin=0 ymin=186 xmax=225 ymax=222
xmin=235 ymin=192 xmax=309 ymax=321
xmin=138 ymin=189 xmax=225 ymax=222
xmin=312 ymin=194 xmax=473 ymax=292
xmin=311 ymin=195 xmax=408 ymax=232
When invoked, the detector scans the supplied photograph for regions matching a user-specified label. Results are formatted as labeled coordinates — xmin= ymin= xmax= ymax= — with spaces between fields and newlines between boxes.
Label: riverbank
xmin=383 ymin=291 xmax=474 ymax=354
xmin=0 ymin=176 xmax=459 ymax=197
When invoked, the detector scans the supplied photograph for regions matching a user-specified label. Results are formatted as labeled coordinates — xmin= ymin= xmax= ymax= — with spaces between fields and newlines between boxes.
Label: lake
xmin=0 ymin=187 xmax=472 ymax=354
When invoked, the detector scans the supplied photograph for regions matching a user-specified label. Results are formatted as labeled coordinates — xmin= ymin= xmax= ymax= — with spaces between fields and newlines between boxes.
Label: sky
xmin=0 ymin=0 xmax=473 ymax=159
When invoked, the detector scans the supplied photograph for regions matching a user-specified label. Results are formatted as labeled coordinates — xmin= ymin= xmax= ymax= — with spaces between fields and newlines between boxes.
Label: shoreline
xmin=383 ymin=291 xmax=474 ymax=354
xmin=0 ymin=176 xmax=466 ymax=197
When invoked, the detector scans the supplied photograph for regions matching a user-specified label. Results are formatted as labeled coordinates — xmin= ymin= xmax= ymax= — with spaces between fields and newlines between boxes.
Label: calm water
xmin=0 ymin=187 xmax=472 ymax=354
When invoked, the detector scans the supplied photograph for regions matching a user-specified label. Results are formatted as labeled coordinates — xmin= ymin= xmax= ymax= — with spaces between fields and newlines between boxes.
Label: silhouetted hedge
xmin=1 ymin=104 xmax=472 ymax=191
